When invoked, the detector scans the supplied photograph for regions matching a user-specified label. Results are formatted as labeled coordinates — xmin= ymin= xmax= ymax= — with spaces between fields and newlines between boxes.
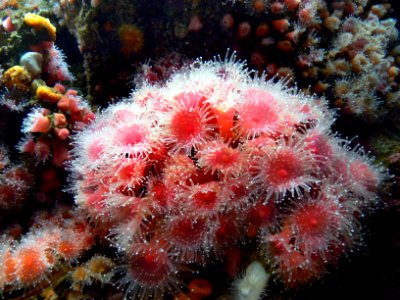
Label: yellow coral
xmin=24 ymin=13 xmax=56 ymax=41
xmin=36 ymin=86 xmax=62 ymax=103
xmin=3 ymin=66 xmax=32 ymax=91
xmin=118 ymin=24 xmax=144 ymax=56
xmin=86 ymin=255 xmax=114 ymax=279
xmin=71 ymin=266 xmax=90 ymax=283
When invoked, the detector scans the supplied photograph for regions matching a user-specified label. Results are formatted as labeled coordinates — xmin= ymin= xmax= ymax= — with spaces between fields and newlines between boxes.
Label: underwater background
xmin=1 ymin=0 xmax=400 ymax=299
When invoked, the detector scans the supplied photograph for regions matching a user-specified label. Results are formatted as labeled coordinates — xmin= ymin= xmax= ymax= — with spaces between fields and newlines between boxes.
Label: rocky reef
xmin=0 ymin=1 xmax=399 ymax=299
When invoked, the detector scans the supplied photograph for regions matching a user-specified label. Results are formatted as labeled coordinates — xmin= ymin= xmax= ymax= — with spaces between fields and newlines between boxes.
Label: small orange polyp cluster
xmin=0 ymin=208 xmax=93 ymax=291
xmin=24 ymin=13 xmax=57 ymax=41
xmin=70 ymin=255 xmax=114 ymax=291
xmin=20 ymin=84 xmax=94 ymax=166
xmin=118 ymin=24 xmax=144 ymax=56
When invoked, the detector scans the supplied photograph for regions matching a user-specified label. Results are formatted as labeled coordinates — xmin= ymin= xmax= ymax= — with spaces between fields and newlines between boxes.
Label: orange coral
xmin=118 ymin=24 xmax=144 ymax=56
xmin=14 ymin=246 xmax=50 ymax=284
xmin=24 ymin=13 xmax=56 ymax=41
xmin=36 ymin=86 xmax=63 ymax=103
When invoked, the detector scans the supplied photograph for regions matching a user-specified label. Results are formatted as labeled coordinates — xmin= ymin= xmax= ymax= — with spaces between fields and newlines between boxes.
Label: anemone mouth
xmin=289 ymin=201 xmax=338 ymax=252
xmin=235 ymin=88 xmax=283 ymax=139
xmin=267 ymin=149 xmax=305 ymax=183
xmin=118 ymin=241 xmax=180 ymax=300
xmin=117 ymin=124 xmax=148 ymax=146
xmin=169 ymin=217 xmax=207 ymax=247
xmin=182 ymin=182 xmax=224 ymax=216
xmin=250 ymin=140 xmax=317 ymax=200
xmin=197 ymin=140 xmax=243 ymax=178
xmin=111 ymin=122 xmax=155 ymax=158
xmin=165 ymin=111 xmax=216 ymax=153
xmin=162 ymin=92 xmax=217 ymax=154
xmin=128 ymin=248 xmax=170 ymax=286
xmin=170 ymin=110 xmax=204 ymax=141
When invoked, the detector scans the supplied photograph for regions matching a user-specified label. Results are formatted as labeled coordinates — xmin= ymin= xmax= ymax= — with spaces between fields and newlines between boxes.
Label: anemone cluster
xmin=70 ymin=55 xmax=384 ymax=298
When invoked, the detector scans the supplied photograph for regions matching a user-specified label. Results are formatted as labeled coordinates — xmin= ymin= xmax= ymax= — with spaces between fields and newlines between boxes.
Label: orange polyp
xmin=192 ymin=188 xmax=218 ymax=210
xmin=188 ymin=279 xmax=212 ymax=298
xmin=252 ymin=0 xmax=266 ymax=13
xmin=284 ymin=0 xmax=300 ymax=11
xmin=15 ymin=247 xmax=47 ymax=284
xmin=213 ymin=108 xmax=236 ymax=142
xmin=272 ymin=19 xmax=290 ymax=33
xmin=174 ymin=293 xmax=192 ymax=300
xmin=58 ymin=240 xmax=80 ymax=260
xmin=4 ymin=251 xmax=17 ymax=283
xmin=71 ymin=266 xmax=89 ymax=282
xmin=215 ymin=147 xmax=235 ymax=163
xmin=256 ymin=23 xmax=269 ymax=37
